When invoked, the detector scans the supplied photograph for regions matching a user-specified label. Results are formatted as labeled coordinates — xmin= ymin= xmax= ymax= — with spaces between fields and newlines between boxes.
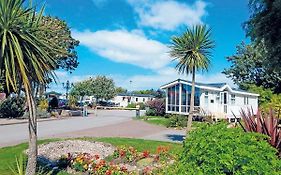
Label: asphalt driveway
xmin=0 ymin=110 xmax=185 ymax=148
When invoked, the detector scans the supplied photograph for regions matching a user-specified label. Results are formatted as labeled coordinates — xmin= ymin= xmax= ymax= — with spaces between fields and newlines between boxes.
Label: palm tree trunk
xmin=25 ymin=83 xmax=37 ymax=175
xmin=187 ymin=67 xmax=196 ymax=132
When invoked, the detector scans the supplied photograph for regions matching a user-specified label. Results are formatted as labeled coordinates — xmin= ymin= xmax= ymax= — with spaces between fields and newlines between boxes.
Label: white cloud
xmin=128 ymin=0 xmax=207 ymax=31
xmin=72 ymin=29 xmax=171 ymax=70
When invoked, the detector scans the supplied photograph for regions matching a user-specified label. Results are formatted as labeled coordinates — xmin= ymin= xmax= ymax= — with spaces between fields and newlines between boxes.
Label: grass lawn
xmin=137 ymin=115 xmax=205 ymax=129
xmin=0 ymin=137 xmax=183 ymax=175
xmin=137 ymin=115 xmax=169 ymax=127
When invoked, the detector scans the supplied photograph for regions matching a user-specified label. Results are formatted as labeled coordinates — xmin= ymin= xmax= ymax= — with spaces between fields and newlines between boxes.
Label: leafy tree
xmin=0 ymin=0 xmax=71 ymax=174
xmin=245 ymin=0 xmax=281 ymax=71
xmin=115 ymin=87 xmax=127 ymax=94
xmin=33 ymin=16 xmax=79 ymax=96
xmin=169 ymin=25 xmax=215 ymax=132
xmin=70 ymin=76 xmax=117 ymax=102
xmin=41 ymin=16 xmax=79 ymax=72
xmin=248 ymin=85 xmax=273 ymax=105
xmin=92 ymin=76 xmax=116 ymax=101
xmin=0 ymin=9 xmax=79 ymax=97
xmin=132 ymin=89 xmax=165 ymax=98
xmin=223 ymin=42 xmax=281 ymax=93
xmin=266 ymin=94 xmax=281 ymax=117
xmin=132 ymin=89 xmax=154 ymax=95
xmin=0 ymin=97 xmax=25 ymax=118
xmin=248 ymin=85 xmax=281 ymax=116
xmin=70 ymin=79 xmax=93 ymax=101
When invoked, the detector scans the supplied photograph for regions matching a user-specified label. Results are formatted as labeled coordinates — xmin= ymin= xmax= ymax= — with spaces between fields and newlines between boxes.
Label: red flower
xmin=156 ymin=146 xmax=169 ymax=154
xmin=121 ymin=166 xmax=128 ymax=172
xmin=143 ymin=166 xmax=151 ymax=174
xmin=94 ymin=154 xmax=100 ymax=160
xmin=142 ymin=150 xmax=150 ymax=158
xmin=119 ymin=150 xmax=126 ymax=157
xmin=105 ymin=170 xmax=112 ymax=175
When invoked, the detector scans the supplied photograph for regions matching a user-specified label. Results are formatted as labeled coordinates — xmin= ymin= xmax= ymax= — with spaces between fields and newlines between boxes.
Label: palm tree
xmin=170 ymin=25 xmax=215 ymax=132
xmin=0 ymin=0 xmax=57 ymax=174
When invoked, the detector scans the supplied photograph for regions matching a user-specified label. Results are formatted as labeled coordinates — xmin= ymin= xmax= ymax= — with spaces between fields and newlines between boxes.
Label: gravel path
xmin=37 ymin=140 xmax=115 ymax=166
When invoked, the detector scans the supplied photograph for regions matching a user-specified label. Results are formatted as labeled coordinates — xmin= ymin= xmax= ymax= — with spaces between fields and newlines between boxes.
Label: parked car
xmin=97 ymin=101 xmax=116 ymax=107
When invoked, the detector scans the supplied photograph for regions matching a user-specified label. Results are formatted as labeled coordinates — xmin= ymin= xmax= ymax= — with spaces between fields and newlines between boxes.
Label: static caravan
xmin=112 ymin=93 xmax=155 ymax=107
xmin=160 ymin=79 xmax=259 ymax=121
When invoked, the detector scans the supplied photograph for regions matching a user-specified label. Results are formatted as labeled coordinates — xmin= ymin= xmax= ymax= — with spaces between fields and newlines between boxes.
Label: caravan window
xmin=204 ymin=91 xmax=209 ymax=104
xmin=231 ymin=94 xmax=235 ymax=104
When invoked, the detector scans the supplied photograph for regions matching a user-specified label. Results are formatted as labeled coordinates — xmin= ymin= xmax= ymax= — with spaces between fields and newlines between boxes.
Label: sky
xmin=37 ymin=0 xmax=250 ymax=92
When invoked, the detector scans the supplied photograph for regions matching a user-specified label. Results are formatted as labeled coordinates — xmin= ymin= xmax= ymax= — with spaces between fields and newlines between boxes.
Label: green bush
xmin=127 ymin=102 xmax=146 ymax=110
xmin=127 ymin=103 xmax=136 ymax=108
xmin=0 ymin=97 xmax=25 ymax=118
xmin=145 ymin=108 xmax=156 ymax=116
xmin=166 ymin=115 xmax=187 ymax=128
xmin=173 ymin=123 xmax=281 ymax=174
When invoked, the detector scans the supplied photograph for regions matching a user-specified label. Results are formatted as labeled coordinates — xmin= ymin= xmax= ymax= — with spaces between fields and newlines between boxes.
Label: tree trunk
xmin=187 ymin=67 xmax=196 ymax=133
xmin=25 ymin=84 xmax=37 ymax=175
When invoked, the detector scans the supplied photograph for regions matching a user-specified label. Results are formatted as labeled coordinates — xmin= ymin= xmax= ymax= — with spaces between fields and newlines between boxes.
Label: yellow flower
xmin=83 ymin=164 xmax=88 ymax=170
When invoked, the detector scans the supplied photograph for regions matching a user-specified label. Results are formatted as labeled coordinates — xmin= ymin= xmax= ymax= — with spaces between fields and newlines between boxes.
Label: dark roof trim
xmin=161 ymin=79 xmax=226 ymax=89
xmin=160 ymin=79 xmax=259 ymax=96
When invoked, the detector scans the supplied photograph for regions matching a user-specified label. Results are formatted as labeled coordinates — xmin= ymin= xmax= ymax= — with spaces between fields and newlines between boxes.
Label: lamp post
xmin=129 ymin=80 xmax=133 ymax=103
xmin=62 ymin=80 xmax=73 ymax=100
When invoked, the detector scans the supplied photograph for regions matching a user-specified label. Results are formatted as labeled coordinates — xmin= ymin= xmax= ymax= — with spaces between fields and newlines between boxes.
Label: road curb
xmin=0 ymin=117 xmax=69 ymax=126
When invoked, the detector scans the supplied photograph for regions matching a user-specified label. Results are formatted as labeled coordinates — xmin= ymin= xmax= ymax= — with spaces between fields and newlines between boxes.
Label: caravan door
xmin=220 ymin=91 xmax=228 ymax=114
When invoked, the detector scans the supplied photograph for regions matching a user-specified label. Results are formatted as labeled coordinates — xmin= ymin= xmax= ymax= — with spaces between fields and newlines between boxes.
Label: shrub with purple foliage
xmin=146 ymin=99 xmax=165 ymax=116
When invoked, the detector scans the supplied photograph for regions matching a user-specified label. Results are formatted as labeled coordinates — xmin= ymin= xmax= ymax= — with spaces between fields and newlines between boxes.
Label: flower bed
xmin=59 ymin=145 xmax=174 ymax=174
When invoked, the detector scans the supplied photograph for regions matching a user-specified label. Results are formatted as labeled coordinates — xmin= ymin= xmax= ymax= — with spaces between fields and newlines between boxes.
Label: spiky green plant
xmin=235 ymin=109 xmax=281 ymax=155
xmin=9 ymin=155 xmax=53 ymax=175
xmin=9 ymin=155 xmax=26 ymax=175
xmin=169 ymin=25 xmax=215 ymax=132
xmin=0 ymin=0 xmax=60 ymax=174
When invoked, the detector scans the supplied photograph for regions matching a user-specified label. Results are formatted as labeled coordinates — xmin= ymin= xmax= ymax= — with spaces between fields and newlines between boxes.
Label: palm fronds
xmin=0 ymin=0 xmax=57 ymax=92
xmin=169 ymin=25 xmax=215 ymax=75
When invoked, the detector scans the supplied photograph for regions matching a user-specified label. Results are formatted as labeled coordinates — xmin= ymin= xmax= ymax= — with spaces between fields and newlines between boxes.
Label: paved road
xmin=0 ymin=110 xmax=185 ymax=148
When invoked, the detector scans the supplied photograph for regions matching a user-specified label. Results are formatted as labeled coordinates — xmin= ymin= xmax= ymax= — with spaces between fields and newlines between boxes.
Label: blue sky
xmin=39 ymin=0 xmax=250 ymax=92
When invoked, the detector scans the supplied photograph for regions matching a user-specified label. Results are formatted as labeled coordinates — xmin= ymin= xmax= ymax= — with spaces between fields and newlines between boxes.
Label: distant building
xmin=112 ymin=93 xmax=155 ymax=107
xmin=44 ymin=91 xmax=62 ymax=99
xmin=160 ymin=79 xmax=259 ymax=121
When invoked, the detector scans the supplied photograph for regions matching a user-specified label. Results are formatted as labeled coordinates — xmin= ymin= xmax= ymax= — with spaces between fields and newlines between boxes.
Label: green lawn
xmin=137 ymin=115 xmax=206 ymax=129
xmin=0 ymin=137 xmax=183 ymax=175
xmin=137 ymin=116 xmax=169 ymax=127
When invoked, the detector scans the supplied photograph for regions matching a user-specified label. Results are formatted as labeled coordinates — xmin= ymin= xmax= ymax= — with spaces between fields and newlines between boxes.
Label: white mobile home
xmin=112 ymin=93 xmax=155 ymax=107
xmin=160 ymin=79 xmax=259 ymax=120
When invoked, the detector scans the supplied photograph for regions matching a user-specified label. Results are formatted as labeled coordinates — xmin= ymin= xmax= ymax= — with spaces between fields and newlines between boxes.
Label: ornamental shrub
xmin=38 ymin=98 xmax=48 ymax=111
xmin=166 ymin=115 xmax=187 ymax=128
xmin=0 ymin=97 xmax=25 ymax=118
xmin=145 ymin=108 xmax=156 ymax=116
xmin=174 ymin=123 xmax=281 ymax=174
xmin=146 ymin=99 xmax=165 ymax=116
